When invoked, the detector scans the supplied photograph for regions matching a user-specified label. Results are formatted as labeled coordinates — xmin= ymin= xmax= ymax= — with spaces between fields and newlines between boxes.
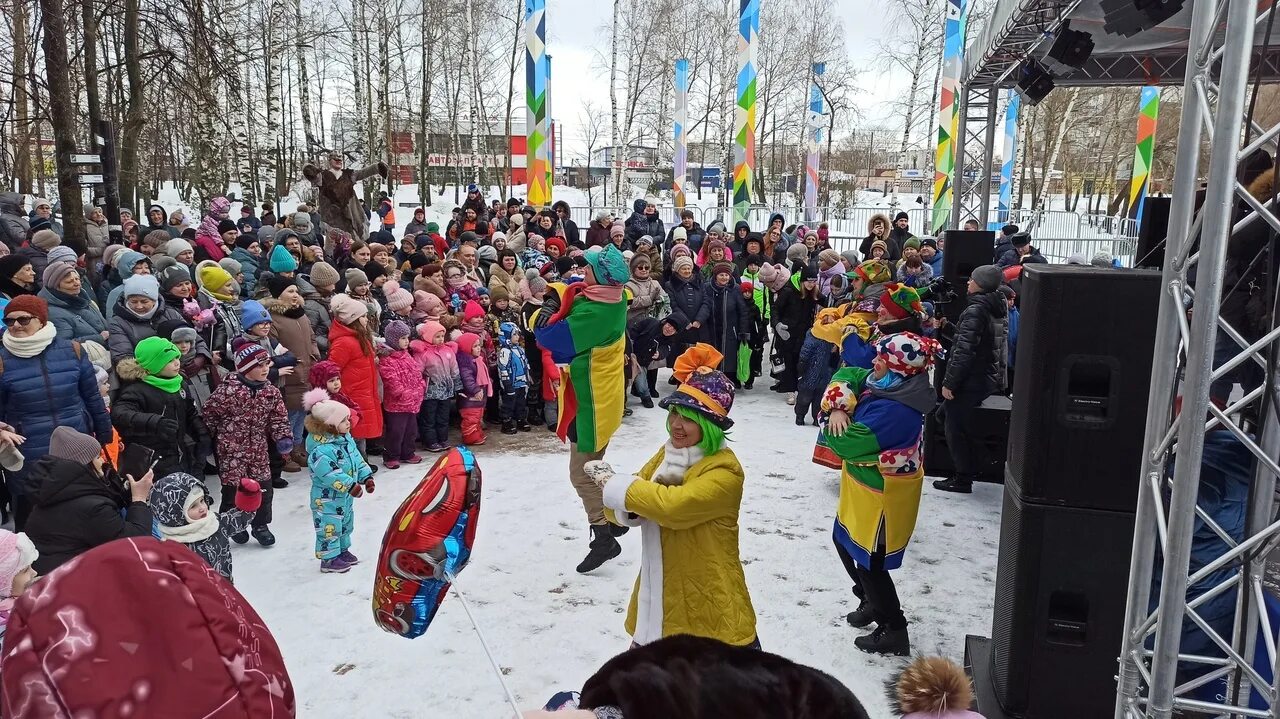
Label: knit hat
xmin=1091 ymin=251 xmax=1114 ymax=267
xmin=786 ymin=243 xmax=809 ymax=265
xmin=659 ymin=344 xmax=736 ymax=429
xmin=902 ymin=237 xmax=921 ymax=251
xmin=163 ymin=238 xmax=194 ymax=259
xmin=265 ymin=274 xmax=296 ymax=299
xmin=894 ymin=211 xmax=910 ymax=222
xmin=122 ymin=274 xmax=160 ymax=301
xmin=134 ymin=336 xmax=181 ymax=375
xmin=413 ymin=290 xmax=443 ymax=319
xmin=797 ymin=264 xmax=819 ymax=282
xmin=853 ymin=260 xmax=893 ymax=285
xmin=344 ymin=268 xmax=369 ymax=288
xmin=426 ymin=221 xmax=440 ymax=233
xmin=840 ymin=250 xmax=860 ymax=268
xmin=309 ymin=360 xmax=341 ymax=388
xmin=629 ymin=253 xmax=651 ymax=271
xmin=490 ymin=285 xmax=510 ymax=303
xmin=710 ymin=262 xmax=735 ymax=278
xmin=303 ymin=388 xmax=350 ymax=428
xmin=170 ymin=326 xmax=199 ymax=345
xmin=157 ymin=264 xmax=191 ymax=292
xmin=383 ymin=320 xmax=411 ymax=348
xmin=234 ymin=233 xmax=258 ymax=250
xmin=610 ymin=221 xmax=625 ymax=238
xmin=208 ymin=196 xmax=230 ymax=218
xmin=362 ymin=261 xmax=387 ymax=282
xmin=141 ymin=229 xmax=170 ymax=250
xmin=48 ymin=426 xmax=101 ymax=466
xmin=869 ymin=239 xmax=888 ymax=256
xmin=196 ymin=264 xmax=233 ymax=294
xmin=47 ymin=246 xmax=77 ymax=266
xmin=330 ymin=294 xmax=367 ymax=325
xmin=1066 ymin=252 xmax=1089 ymax=265
xmin=672 ymin=256 xmax=695 ymax=274
xmin=739 ymin=281 xmax=754 ymax=293
xmin=29 ymin=230 xmax=60 ymax=251
xmin=385 ymin=285 xmax=413 ymax=313
xmin=875 ymin=332 xmax=940 ymax=377
xmin=585 ymin=244 xmax=630 ymax=286
xmin=309 ymin=262 xmax=340 ymax=288
xmin=635 ymin=235 xmax=655 ymax=248
xmin=462 ymin=300 xmax=485 ymax=322
xmin=818 ymin=248 xmax=842 ymax=267
xmin=970 ymin=264 xmax=1003 ymax=293
xmin=3 ymin=295 xmax=48 ymax=325
xmin=240 ymin=299 xmax=271 ymax=328
xmin=525 ymin=268 xmax=548 ymax=297
xmin=41 ymin=261 xmax=77 ymax=290
xmin=418 ymin=320 xmax=447 ymax=343
xmin=268 ymin=244 xmax=298 ymax=273
xmin=292 ymin=212 xmax=312 ymax=231
xmin=546 ymin=237 xmax=567 ymax=256
xmin=82 ymin=339 xmax=110 ymax=371
xmin=919 ymin=237 xmax=939 ymax=250
xmin=231 ymin=337 xmax=270 ymax=373
xmin=670 ymin=244 xmax=693 ymax=261
xmin=459 ymin=231 xmax=480 ymax=246
xmin=216 ymin=219 xmax=237 ymax=236
xmin=218 ymin=257 xmax=242 ymax=276
xmin=0 ymin=530 xmax=37 ymax=599
xmin=879 ymin=283 xmax=924 ymax=320
xmin=672 ymin=227 xmax=687 ymax=242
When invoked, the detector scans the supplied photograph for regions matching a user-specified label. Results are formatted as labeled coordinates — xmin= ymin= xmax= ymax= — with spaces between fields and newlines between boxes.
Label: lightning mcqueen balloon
xmin=373 ymin=446 xmax=482 ymax=638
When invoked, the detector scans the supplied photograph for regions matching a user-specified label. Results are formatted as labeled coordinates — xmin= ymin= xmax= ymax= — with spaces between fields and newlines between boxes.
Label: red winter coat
xmin=1 ymin=537 xmax=295 ymax=718
xmin=540 ymin=346 xmax=561 ymax=401
xmin=379 ymin=348 xmax=426 ymax=413
xmin=329 ymin=321 xmax=384 ymax=438
xmin=202 ymin=372 xmax=291 ymax=485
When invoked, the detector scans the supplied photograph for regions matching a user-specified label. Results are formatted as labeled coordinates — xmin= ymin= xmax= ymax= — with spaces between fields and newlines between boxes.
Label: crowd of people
xmin=0 ymin=170 xmax=1020 ymax=717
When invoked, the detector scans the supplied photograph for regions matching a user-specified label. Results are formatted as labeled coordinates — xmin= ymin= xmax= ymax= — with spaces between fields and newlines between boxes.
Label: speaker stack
xmin=938 ymin=229 xmax=997 ymax=325
xmin=965 ymin=264 xmax=1162 ymax=718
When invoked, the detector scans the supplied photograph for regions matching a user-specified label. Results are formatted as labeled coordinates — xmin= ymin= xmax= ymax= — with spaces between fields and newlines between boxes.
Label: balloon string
xmin=449 ymin=581 xmax=524 ymax=719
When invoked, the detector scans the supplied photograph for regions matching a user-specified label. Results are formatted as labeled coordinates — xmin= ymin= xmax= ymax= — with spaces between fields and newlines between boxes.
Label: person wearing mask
xmin=935 ymin=265 xmax=1008 ymax=494
xmin=0 ymin=298 xmax=113 ymax=530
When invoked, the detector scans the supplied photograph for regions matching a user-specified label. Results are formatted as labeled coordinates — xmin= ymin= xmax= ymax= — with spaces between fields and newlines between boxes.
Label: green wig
xmin=669 ymin=405 xmax=727 ymax=455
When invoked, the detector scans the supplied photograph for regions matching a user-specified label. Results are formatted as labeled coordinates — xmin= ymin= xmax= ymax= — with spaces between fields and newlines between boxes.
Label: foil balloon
xmin=373 ymin=447 xmax=482 ymax=638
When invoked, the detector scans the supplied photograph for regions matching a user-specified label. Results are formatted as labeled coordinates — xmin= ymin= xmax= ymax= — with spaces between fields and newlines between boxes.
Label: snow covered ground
xmin=234 ymin=368 xmax=1003 ymax=718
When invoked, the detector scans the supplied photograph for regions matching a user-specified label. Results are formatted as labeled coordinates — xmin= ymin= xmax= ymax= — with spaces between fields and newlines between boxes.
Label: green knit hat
xmin=903 ymin=237 xmax=921 ymax=251
xmin=426 ymin=222 xmax=440 ymax=233
xmin=134 ymin=336 xmax=181 ymax=375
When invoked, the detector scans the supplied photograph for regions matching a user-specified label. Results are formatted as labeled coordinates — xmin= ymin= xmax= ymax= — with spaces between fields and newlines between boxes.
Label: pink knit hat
xmin=418 ymin=320 xmax=447 ymax=342
xmin=329 ymin=294 xmax=367 ymax=325
xmin=385 ymin=284 xmax=413 ymax=313
xmin=0 ymin=530 xmax=37 ymax=602
xmin=412 ymin=290 xmax=442 ymax=320
xmin=303 ymin=388 xmax=350 ymax=429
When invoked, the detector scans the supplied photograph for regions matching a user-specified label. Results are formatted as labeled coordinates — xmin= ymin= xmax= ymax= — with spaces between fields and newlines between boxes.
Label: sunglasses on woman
xmin=3 ymin=315 xmax=35 ymax=327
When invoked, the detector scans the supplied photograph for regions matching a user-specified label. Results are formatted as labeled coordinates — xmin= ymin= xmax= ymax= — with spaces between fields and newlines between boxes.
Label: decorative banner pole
xmin=674 ymin=58 xmax=689 ymax=210
xmin=804 ymin=62 xmax=826 ymax=223
xmin=525 ymin=0 xmax=550 ymax=208
xmin=733 ymin=0 xmax=759 ymax=224
xmin=930 ymin=0 xmax=967 ymax=233
xmin=998 ymin=91 xmax=1021 ymax=225
xmin=1127 ymin=86 xmax=1161 ymax=226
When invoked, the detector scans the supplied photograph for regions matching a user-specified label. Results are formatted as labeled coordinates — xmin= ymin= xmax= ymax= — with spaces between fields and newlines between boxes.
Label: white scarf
xmin=158 ymin=488 xmax=220 ymax=543
xmin=651 ymin=442 xmax=704 ymax=486
xmin=1 ymin=321 xmax=56 ymax=358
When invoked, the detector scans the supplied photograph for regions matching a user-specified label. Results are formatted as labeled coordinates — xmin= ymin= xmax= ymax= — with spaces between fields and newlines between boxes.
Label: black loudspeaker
xmin=1005 ymin=265 xmax=1161 ymax=513
xmin=922 ymin=394 xmax=1011 ymax=483
xmin=988 ymin=487 xmax=1136 ymax=718
xmin=1133 ymin=196 xmax=1171 ymax=269
xmin=938 ymin=230 xmax=996 ymax=324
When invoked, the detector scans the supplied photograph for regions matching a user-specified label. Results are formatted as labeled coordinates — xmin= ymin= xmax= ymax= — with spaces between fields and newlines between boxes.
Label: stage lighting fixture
xmin=1016 ymin=60 xmax=1055 ymax=105
xmin=1100 ymin=0 xmax=1186 ymax=37
xmin=1043 ymin=21 xmax=1095 ymax=73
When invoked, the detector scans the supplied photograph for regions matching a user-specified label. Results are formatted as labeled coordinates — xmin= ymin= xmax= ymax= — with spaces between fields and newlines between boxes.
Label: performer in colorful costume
xmin=821 ymin=331 xmax=939 ymax=657
xmin=533 ymin=243 xmax=631 ymax=574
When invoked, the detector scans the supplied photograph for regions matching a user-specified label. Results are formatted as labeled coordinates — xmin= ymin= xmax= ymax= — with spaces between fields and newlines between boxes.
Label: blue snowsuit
xmin=306 ymin=430 xmax=373 ymax=560
xmin=497 ymin=321 xmax=531 ymax=424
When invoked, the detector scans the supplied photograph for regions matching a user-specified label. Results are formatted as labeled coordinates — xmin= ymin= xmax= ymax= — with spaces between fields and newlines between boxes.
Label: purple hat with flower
xmin=659 ymin=344 xmax=736 ymax=429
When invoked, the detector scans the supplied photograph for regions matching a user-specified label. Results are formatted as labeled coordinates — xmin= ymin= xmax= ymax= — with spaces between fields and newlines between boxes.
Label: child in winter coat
xmin=496 ymin=321 xmax=532 ymax=434
xmin=201 ymin=338 xmax=293 ymax=548
xmin=795 ymin=308 xmax=843 ymax=425
xmin=740 ymin=280 xmax=768 ymax=390
xmin=149 ymin=471 xmax=262 ymax=583
xmin=455 ymin=332 xmax=492 ymax=445
xmin=168 ymin=323 xmax=219 ymax=412
xmin=111 ymin=337 xmax=209 ymax=479
xmin=411 ymin=320 xmax=462 ymax=452
xmin=303 ymin=389 xmax=374 ymax=574
xmin=0 ymin=529 xmax=38 ymax=645
xmin=308 ymin=360 xmax=362 ymax=432
xmin=488 ymin=286 xmax=524 ymax=328
xmin=378 ymin=321 xmax=425 ymax=469
xmin=890 ymin=655 xmax=986 ymax=718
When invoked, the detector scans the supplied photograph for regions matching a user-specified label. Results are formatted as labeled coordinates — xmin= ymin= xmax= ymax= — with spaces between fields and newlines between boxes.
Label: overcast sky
xmin=543 ymin=0 xmax=907 ymax=161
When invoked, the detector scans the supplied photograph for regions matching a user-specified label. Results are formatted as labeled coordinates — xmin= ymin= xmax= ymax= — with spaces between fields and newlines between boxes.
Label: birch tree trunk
xmin=502 ymin=0 xmax=523 ymax=199
xmin=294 ymin=0 xmax=317 ymax=153
xmin=265 ymin=0 xmax=283 ymax=201
xmin=1035 ymin=88 xmax=1080 ymax=211
xmin=609 ymin=0 xmax=622 ymax=203
xmin=418 ymin=0 xmax=433 ymax=205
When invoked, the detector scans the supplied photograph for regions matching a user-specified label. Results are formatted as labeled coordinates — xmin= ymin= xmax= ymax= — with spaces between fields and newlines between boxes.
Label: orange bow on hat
xmin=672 ymin=343 xmax=725 ymax=384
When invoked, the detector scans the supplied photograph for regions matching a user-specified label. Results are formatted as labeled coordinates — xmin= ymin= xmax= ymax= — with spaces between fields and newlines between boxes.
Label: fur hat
xmin=48 ymin=426 xmax=101 ymax=466
xmin=890 ymin=655 xmax=982 ymax=718
xmin=659 ymin=344 xmax=735 ymax=429
xmin=385 ymin=284 xmax=413 ymax=313
xmin=971 ymin=264 xmax=1003 ymax=293
xmin=309 ymin=262 xmax=340 ymax=286
xmin=303 ymin=387 xmax=350 ymax=428
xmin=4 ymin=295 xmax=48 ymax=325
xmin=329 ymin=294 xmax=368 ymax=325
xmin=41 ymin=261 xmax=77 ymax=291
xmin=29 ymin=230 xmax=60 ymax=252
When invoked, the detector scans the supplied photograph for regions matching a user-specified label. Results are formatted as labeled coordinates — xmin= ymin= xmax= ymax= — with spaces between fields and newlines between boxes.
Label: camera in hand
xmin=921 ymin=276 xmax=957 ymax=306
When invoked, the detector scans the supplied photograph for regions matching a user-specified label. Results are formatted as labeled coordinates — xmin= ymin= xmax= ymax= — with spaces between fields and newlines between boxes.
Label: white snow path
xmin=234 ymin=372 xmax=1003 ymax=718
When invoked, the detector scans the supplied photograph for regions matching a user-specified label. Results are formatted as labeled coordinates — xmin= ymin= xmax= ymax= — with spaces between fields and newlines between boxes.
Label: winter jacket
xmin=628 ymin=316 xmax=666 ymax=370
xmin=231 ymin=247 xmax=261 ymax=296
xmin=404 ymin=218 xmax=428 ymax=238
xmin=602 ymin=445 xmax=757 ymax=646
xmin=663 ymin=274 xmax=711 ymax=354
xmin=943 ymin=290 xmax=1009 ymax=395
xmin=895 ymin=260 xmax=934 ymax=288
xmin=888 ymin=227 xmax=914 ymax=261
xmin=625 ymin=276 xmax=669 ymax=322
xmin=39 ymin=286 xmax=107 ymax=344
xmin=200 ymin=292 xmax=240 ymax=361
xmin=328 ymin=321 xmax=383 ymax=439
xmin=379 ymin=349 xmax=426 ymax=413
xmin=145 ymin=204 xmax=180 ymax=238
xmin=84 ymin=216 xmax=110 ymax=261
xmin=624 ymin=200 xmax=665 ymax=248
xmin=0 ymin=338 xmax=113 ymax=495
xmin=927 ymin=250 xmax=944 ymax=276
xmin=858 ymin=213 xmax=896 ymax=261
xmin=705 ymin=280 xmax=750 ymax=377
xmin=772 ymin=275 xmax=818 ymax=349
xmin=0 ymin=192 xmax=29 ymax=250
xmin=106 ymin=299 xmax=193 ymax=368
xmin=264 ymin=297 xmax=318 ymax=410
xmin=821 ymin=366 xmax=933 ymax=570
xmin=797 ymin=330 xmax=839 ymax=394
xmin=488 ymin=265 xmax=523 ymax=300
xmin=666 ymin=222 xmax=706 ymax=253
xmin=729 ymin=221 xmax=751 ymax=255
xmin=456 ymin=343 xmax=490 ymax=409
xmin=25 ymin=457 xmax=153 ymax=575
xmin=993 ymin=237 xmax=1015 ymax=264
xmin=307 ymin=430 xmax=372 ymax=555
xmin=411 ymin=338 xmax=463 ymax=401
xmin=496 ymin=323 xmax=530 ymax=393
xmin=585 ymin=221 xmax=612 ymax=248
xmin=112 ymin=358 xmax=208 ymax=478
xmin=201 ymin=372 xmax=291 ymax=486
xmin=148 ymin=471 xmax=252 ymax=582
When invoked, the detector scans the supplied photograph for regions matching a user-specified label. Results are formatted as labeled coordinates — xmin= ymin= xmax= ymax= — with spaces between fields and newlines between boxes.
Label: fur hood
xmin=1247 ymin=166 xmax=1276 ymax=202
xmin=868 ymin=213 xmax=891 ymax=235
xmin=261 ymin=296 xmax=300 ymax=315
xmin=115 ymin=357 xmax=150 ymax=382
xmin=888 ymin=656 xmax=981 ymax=718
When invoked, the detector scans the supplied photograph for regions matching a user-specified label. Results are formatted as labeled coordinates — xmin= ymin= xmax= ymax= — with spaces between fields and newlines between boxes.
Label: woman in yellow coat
xmin=586 ymin=344 xmax=758 ymax=648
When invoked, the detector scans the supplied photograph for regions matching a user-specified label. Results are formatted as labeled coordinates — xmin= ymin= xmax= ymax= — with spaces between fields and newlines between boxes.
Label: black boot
xmin=845 ymin=603 xmax=875 ymax=628
xmin=251 ymin=526 xmax=276 ymax=547
xmin=667 ymin=376 xmax=680 ymax=386
xmin=932 ymin=477 xmax=973 ymax=494
xmin=502 ymin=419 xmax=518 ymax=435
xmin=518 ymin=419 xmax=531 ymax=431
xmin=744 ymin=378 xmax=754 ymax=390
xmin=272 ymin=477 xmax=289 ymax=489
xmin=641 ymin=396 xmax=654 ymax=409
xmin=649 ymin=386 xmax=660 ymax=398
xmin=231 ymin=530 xmax=250 ymax=545
xmin=575 ymin=525 xmax=621 ymax=573
xmin=608 ymin=523 xmax=630 ymax=538
xmin=854 ymin=624 xmax=910 ymax=656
